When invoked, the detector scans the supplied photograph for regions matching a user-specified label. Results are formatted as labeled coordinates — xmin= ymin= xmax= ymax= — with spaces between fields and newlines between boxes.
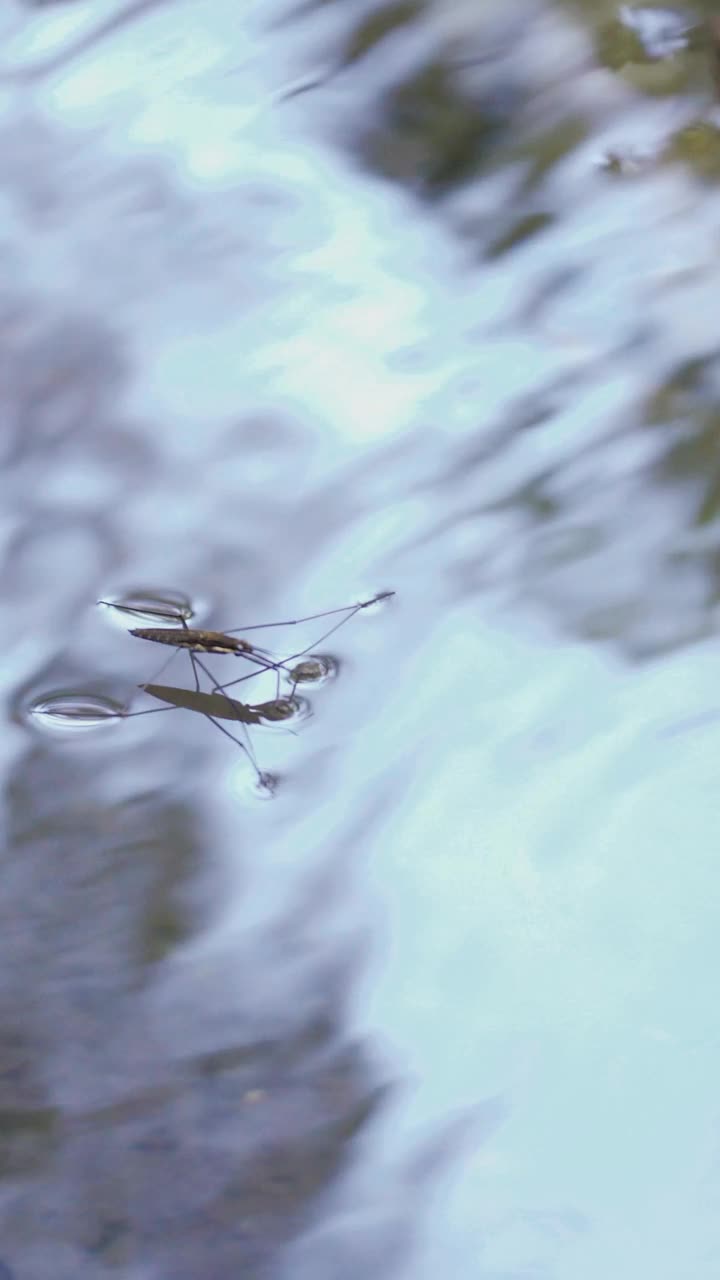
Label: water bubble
xmin=97 ymin=587 xmax=197 ymax=628
xmin=286 ymin=655 xmax=338 ymax=686
xmin=27 ymin=691 xmax=126 ymax=735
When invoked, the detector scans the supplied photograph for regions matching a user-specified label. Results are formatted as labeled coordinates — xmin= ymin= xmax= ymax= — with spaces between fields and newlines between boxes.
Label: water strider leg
xmin=126 ymin=648 xmax=264 ymax=775
xmin=191 ymin=652 xmax=262 ymax=768
xmin=212 ymin=603 xmax=376 ymax=698
xmin=202 ymin=711 xmax=263 ymax=777
xmin=114 ymin=630 xmax=185 ymax=722
xmin=228 ymin=649 xmax=294 ymax=677
xmin=221 ymin=592 xmax=393 ymax=636
xmin=142 ymin=644 xmax=180 ymax=688
xmin=188 ymin=649 xmax=202 ymax=694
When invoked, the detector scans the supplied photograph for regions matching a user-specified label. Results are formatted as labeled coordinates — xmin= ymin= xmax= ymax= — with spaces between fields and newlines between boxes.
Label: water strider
xmin=94 ymin=590 xmax=395 ymax=787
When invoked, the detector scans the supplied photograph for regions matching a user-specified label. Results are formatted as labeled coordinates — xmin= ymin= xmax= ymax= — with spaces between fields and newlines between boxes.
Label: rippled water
xmin=2 ymin=1 xmax=720 ymax=1277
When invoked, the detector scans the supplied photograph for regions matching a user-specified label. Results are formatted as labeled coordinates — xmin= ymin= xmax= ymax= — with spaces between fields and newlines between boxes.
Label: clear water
xmin=1 ymin=2 xmax=719 ymax=1278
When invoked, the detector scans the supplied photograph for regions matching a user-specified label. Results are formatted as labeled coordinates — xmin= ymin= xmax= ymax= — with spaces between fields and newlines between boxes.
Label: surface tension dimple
xmin=26 ymin=691 xmax=126 ymax=734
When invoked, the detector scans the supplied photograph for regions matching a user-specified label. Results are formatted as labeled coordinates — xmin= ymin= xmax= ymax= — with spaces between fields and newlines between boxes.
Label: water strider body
xmin=128 ymin=627 xmax=255 ymax=656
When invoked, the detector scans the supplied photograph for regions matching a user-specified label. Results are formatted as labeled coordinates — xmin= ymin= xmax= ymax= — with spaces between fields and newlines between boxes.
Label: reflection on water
xmin=3 ymin=0 xmax=720 ymax=1277
xmin=139 ymin=685 xmax=311 ymax=726
xmin=1 ymin=745 xmax=387 ymax=1275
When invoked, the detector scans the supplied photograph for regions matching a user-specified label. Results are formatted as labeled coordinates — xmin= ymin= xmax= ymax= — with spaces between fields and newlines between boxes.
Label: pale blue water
xmin=1 ymin=2 xmax=719 ymax=1278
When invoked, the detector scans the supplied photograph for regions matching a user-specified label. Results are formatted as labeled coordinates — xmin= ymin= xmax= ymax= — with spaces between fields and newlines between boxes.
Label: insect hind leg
xmin=221 ymin=592 xmax=394 ymax=636
xmin=191 ymin=652 xmax=264 ymax=776
xmin=203 ymin=711 xmax=264 ymax=780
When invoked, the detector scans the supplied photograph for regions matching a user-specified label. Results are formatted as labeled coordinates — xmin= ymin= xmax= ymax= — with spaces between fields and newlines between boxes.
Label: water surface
xmin=1 ymin=1 xmax=720 ymax=1277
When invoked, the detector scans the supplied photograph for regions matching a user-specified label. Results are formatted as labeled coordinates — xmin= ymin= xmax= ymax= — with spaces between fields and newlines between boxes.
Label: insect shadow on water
xmin=96 ymin=591 xmax=395 ymax=784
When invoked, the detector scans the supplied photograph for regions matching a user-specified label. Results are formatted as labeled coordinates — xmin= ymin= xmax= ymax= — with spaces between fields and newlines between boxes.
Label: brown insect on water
xmin=97 ymin=590 xmax=395 ymax=789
